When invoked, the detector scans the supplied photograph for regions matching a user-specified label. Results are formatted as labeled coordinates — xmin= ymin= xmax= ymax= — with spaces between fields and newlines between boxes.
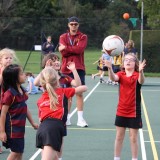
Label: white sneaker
xmin=66 ymin=118 xmax=71 ymax=126
xmin=77 ymin=119 xmax=88 ymax=127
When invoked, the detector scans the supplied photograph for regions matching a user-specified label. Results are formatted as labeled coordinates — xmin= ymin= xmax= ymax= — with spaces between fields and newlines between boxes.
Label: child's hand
xmin=32 ymin=123 xmax=39 ymax=129
xmin=103 ymin=59 xmax=112 ymax=69
xmin=139 ymin=59 xmax=146 ymax=72
xmin=67 ymin=61 xmax=76 ymax=71
xmin=0 ymin=131 xmax=7 ymax=143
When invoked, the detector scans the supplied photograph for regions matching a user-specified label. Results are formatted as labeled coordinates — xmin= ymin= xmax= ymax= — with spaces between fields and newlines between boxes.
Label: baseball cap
xmin=68 ymin=16 xmax=79 ymax=23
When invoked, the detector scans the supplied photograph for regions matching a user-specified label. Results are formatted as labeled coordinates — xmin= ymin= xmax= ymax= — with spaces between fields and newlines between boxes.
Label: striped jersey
xmin=2 ymin=87 xmax=28 ymax=138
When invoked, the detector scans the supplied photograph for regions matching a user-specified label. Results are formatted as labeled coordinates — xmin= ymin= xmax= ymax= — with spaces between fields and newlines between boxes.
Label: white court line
xmin=29 ymin=82 xmax=100 ymax=160
xmin=29 ymin=149 xmax=42 ymax=160
xmin=139 ymin=129 xmax=147 ymax=160
xmin=69 ymin=82 xmax=100 ymax=118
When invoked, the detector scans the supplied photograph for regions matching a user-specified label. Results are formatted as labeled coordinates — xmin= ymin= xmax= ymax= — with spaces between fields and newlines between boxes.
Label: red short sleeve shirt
xmin=37 ymin=88 xmax=75 ymax=121
xmin=116 ymin=71 xmax=141 ymax=117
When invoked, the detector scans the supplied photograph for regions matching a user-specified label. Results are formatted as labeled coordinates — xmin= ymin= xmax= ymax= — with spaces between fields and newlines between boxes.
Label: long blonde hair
xmin=40 ymin=67 xmax=60 ymax=110
xmin=121 ymin=53 xmax=139 ymax=72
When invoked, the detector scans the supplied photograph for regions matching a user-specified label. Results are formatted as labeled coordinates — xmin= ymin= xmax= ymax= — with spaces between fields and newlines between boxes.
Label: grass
xmin=16 ymin=49 xmax=160 ymax=77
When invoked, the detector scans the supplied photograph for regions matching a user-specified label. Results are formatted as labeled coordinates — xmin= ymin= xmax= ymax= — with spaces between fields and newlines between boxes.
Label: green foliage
xmin=16 ymin=49 xmax=160 ymax=77
xmin=130 ymin=30 xmax=160 ymax=72
xmin=138 ymin=0 xmax=160 ymax=29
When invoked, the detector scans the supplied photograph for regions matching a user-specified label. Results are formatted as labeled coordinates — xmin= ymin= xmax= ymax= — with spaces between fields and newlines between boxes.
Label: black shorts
xmin=36 ymin=118 xmax=64 ymax=152
xmin=113 ymin=65 xmax=121 ymax=73
xmin=68 ymin=69 xmax=85 ymax=85
xmin=102 ymin=66 xmax=108 ymax=71
xmin=115 ymin=115 xmax=143 ymax=129
xmin=3 ymin=138 xmax=24 ymax=153
xmin=97 ymin=66 xmax=103 ymax=71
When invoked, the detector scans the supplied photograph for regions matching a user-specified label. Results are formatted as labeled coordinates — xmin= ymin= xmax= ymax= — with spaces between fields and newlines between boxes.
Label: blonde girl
xmin=36 ymin=67 xmax=87 ymax=160
xmin=0 ymin=48 xmax=18 ymax=84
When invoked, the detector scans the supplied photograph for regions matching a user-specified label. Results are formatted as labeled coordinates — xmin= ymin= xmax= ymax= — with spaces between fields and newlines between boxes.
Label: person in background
xmin=100 ymin=50 xmax=112 ymax=84
xmin=58 ymin=16 xmax=88 ymax=127
xmin=36 ymin=67 xmax=87 ymax=160
xmin=112 ymin=54 xmax=123 ymax=85
xmin=26 ymin=72 xmax=41 ymax=94
xmin=0 ymin=64 xmax=38 ymax=160
xmin=42 ymin=36 xmax=55 ymax=55
xmin=123 ymin=40 xmax=138 ymax=57
xmin=104 ymin=53 xmax=146 ymax=160
xmin=91 ymin=55 xmax=103 ymax=79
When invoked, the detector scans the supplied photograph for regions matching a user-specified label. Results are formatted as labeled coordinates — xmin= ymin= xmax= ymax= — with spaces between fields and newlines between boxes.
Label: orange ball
xmin=123 ymin=13 xmax=130 ymax=20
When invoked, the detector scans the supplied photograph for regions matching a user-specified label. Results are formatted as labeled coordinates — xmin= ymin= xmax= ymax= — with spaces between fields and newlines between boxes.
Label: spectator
xmin=42 ymin=36 xmax=55 ymax=55
xmin=123 ymin=40 xmax=138 ymax=57
xmin=58 ymin=16 xmax=88 ymax=127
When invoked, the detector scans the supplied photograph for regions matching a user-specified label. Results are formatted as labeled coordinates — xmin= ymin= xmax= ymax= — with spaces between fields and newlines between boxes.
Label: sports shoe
xmin=0 ymin=146 xmax=2 ymax=154
xmin=66 ymin=118 xmax=71 ymax=126
xmin=77 ymin=119 xmax=88 ymax=127
xmin=100 ymin=78 xmax=104 ymax=83
xmin=106 ymin=80 xmax=112 ymax=84
xmin=92 ymin=74 xmax=95 ymax=79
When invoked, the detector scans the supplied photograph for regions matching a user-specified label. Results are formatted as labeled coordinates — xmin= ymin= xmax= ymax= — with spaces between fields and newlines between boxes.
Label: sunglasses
xmin=69 ymin=23 xmax=79 ymax=26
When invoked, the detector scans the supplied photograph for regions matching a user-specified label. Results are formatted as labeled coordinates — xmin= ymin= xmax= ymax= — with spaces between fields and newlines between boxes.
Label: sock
xmin=114 ymin=157 xmax=120 ymax=160
xmin=77 ymin=111 xmax=83 ymax=121
xmin=59 ymin=158 xmax=62 ymax=160
xmin=67 ymin=113 xmax=70 ymax=119
xmin=132 ymin=159 xmax=137 ymax=160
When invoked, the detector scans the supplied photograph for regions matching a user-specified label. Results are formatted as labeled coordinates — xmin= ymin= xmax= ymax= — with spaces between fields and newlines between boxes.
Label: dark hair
xmin=42 ymin=53 xmax=60 ymax=69
xmin=25 ymin=72 xmax=34 ymax=78
xmin=2 ymin=64 xmax=22 ymax=92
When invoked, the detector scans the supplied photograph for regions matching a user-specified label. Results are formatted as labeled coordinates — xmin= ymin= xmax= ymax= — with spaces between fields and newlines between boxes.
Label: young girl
xmin=0 ymin=64 xmax=38 ymax=160
xmin=0 ymin=48 xmax=18 ymax=153
xmin=34 ymin=53 xmax=82 ymax=160
xmin=0 ymin=48 xmax=18 ymax=84
xmin=26 ymin=72 xmax=40 ymax=94
xmin=104 ymin=53 xmax=146 ymax=160
xmin=36 ymin=67 xmax=87 ymax=160
xmin=91 ymin=56 xmax=103 ymax=79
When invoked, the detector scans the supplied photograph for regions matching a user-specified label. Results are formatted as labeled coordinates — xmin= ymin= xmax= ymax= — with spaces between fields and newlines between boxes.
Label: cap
xmin=68 ymin=16 xmax=79 ymax=23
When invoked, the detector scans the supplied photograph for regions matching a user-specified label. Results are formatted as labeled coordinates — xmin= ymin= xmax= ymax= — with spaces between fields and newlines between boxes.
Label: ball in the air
xmin=123 ymin=13 xmax=130 ymax=20
xmin=102 ymin=35 xmax=124 ymax=57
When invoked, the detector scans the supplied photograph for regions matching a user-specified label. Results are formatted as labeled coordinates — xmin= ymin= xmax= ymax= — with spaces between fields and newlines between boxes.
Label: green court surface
xmin=1 ymin=76 xmax=160 ymax=160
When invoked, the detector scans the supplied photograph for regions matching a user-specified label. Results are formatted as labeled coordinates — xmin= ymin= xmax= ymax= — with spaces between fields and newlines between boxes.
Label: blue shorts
xmin=68 ymin=69 xmax=85 ymax=85
xmin=3 ymin=138 xmax=24 ymax=153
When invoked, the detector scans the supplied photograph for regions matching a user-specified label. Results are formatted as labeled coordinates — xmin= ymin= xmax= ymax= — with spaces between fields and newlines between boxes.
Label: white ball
xmin=102 ymin=35 xmax=124 ymax=56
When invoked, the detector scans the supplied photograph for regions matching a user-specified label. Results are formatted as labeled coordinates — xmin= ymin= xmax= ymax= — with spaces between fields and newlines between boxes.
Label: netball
xmin=102 ymin=35 xmax=124 ymax=57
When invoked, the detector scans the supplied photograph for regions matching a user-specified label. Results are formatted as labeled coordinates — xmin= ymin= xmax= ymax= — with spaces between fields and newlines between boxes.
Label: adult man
xmin=58 ymin=16 xmax=88 ymax=127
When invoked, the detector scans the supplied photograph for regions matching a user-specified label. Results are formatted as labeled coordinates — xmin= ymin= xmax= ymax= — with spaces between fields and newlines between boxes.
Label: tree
xmin=0 ymin=0 xmax=15 ymax=32
xmin=138 ymin=0 xmax=160 ymax=29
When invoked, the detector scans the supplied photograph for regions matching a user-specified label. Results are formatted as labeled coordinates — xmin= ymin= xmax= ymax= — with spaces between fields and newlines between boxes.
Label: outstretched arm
xmin=138 ymin=59 xmax=146 ymax=84
xmin=67 ymin=62 xmax=81 ymax=87
xmin=75 ymin=85 xmax=88 ymax=95
xmin=104 ymin=60 xmax=119 ymax=82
